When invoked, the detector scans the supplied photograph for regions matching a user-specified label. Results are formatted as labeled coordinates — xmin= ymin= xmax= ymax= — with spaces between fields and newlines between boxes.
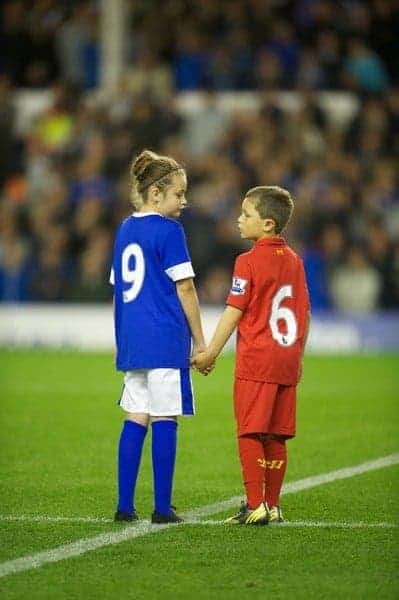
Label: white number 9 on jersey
xmin=269 ymin=285 xmax=298 ymax=346
xmin=121 ymin=243 xmax=145 ymax=303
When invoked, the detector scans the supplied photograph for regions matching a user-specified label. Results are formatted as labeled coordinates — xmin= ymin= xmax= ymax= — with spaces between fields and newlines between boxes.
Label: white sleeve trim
xmin=165 ymin=261 xmax=195 ymax=282
xmin=109 ymin=268 xmax=115 ymax=285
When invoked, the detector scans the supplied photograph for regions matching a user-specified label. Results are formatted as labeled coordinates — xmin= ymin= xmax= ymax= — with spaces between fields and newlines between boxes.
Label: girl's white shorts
xmin=119 ymin=368 xmax=195 ymax=417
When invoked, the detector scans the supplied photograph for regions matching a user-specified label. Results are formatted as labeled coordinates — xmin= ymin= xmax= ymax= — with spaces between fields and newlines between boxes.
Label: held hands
xmin=191 ymin=305 xmax=240 ymax=376
xmin=190 ymin=348 xmax=216 ymax=376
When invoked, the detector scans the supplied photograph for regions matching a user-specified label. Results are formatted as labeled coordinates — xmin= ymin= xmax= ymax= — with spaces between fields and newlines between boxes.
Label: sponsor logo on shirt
xmin=230 ymin=277 xmax=248 ymax=296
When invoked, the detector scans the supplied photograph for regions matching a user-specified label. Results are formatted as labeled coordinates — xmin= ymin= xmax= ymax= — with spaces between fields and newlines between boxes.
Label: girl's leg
xmin=151 ymin=416 xmax=178 ymax=516
xmin=116 ymin=413 xmax=149 ymax=515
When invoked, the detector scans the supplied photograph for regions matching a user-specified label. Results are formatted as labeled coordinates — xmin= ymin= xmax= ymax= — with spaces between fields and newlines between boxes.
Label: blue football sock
xmin=117 ymin=420 xmax=147 ymax=514
xmin=152 ymin=420 xmax=178 ymax=515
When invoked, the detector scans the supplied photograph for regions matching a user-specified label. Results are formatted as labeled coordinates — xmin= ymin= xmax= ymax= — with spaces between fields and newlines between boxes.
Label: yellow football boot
xmin=224 ymin=501 xmax=269 ymax=525
xmin=268 ymin=505 xmax=284 ymax=524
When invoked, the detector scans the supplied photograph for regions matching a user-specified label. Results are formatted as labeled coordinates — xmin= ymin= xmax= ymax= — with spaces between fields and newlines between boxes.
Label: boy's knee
xmin=258 ymin=433 xmax=287 ymax=443
xmin=270 ymin=434 xmax=287 ymax=443
xmin=240 ymin=432 xmax=263 ymax=441
xmin=258 ymin=433 xmax=273 ymax=442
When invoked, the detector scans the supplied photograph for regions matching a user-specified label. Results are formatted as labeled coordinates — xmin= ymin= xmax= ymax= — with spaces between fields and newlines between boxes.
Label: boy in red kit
xmin=192 ymin=186 xmax=310 ymax=525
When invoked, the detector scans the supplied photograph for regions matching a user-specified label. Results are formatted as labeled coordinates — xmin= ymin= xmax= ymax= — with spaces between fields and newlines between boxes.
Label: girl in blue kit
xmin=110 ymin=150 xmax=206 ymax=523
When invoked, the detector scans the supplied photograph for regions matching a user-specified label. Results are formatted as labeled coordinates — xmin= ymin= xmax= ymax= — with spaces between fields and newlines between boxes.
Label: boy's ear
xmin=263 ymin=218 xmax=276 ymax=232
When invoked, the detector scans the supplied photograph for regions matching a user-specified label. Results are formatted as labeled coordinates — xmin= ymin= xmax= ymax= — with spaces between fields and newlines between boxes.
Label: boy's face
xmin=158 ymin=172 xmax=187 ymax=219
xmin=238 ymin=197 xmax=275 ymax=241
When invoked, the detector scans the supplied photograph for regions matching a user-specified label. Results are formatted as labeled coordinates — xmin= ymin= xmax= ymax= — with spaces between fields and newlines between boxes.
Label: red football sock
xmin=238 ymin=435 xmax=266 ymax=509
xmin=263 ymin=437 xmax=287 ymax=507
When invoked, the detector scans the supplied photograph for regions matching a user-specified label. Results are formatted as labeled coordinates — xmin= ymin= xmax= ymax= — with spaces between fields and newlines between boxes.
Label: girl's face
xmin=238 ymin=197 xmax=275 ymax=241
xmin=158 ymin=172 xmax=187 ymax=219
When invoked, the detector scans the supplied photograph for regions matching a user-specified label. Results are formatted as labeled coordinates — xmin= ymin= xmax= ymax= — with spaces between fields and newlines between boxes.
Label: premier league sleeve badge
xmin=230 ymin=277 xmax=248 ymax=295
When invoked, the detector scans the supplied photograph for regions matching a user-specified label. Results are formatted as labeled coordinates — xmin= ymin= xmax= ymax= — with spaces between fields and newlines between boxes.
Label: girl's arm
xmin=303 ymin=311 xmax=311 ymax=351
xmin=176 ymin=278 xmax=206 ymax=354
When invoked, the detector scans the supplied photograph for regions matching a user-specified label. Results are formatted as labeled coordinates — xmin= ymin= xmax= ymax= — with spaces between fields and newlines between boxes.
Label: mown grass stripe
xmin=0 ymin=515 xmax=114 ymax=524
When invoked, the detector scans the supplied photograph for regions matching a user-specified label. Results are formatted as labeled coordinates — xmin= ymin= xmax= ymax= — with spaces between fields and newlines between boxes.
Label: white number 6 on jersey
xmin=269 ymin=285 xmax=297 ymax=347
xmin=121 ymin=243 xmax=145 ymax=303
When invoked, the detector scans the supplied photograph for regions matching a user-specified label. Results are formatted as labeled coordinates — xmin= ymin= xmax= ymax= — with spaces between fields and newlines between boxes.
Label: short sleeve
xmin=226 ymin=255 xmax=252 ymax=311
xmin=162 ymin=223 xmax=195 ymax=282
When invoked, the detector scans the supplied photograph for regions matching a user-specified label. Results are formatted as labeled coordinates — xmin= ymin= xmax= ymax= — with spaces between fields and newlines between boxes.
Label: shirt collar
xmin=132 ymin=211 xmax=162 ymax=218
xmin=255 ymin=236 xmax=286 ymax=247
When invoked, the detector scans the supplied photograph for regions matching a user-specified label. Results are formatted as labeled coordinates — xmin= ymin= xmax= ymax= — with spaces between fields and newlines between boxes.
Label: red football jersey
xmin=226 ymin=237 xmax=310 ymax=386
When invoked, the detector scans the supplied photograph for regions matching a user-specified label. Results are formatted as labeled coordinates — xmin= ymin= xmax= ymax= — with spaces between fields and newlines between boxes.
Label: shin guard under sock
xmin=238 ymin=435 xmax=266 ymax=509
xmin=152 ymin=420 xmax=178 ymax=515
xmin=117 ymin=420 xmax=147 ymax=513
xmin=263 ymin=437 xmax=287 ymax=507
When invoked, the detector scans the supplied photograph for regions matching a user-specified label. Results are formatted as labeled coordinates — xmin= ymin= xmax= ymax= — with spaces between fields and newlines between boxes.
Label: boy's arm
xmin=193 ymin=305 xmax=243 ymax=370
xmin=297 ymin=310 xmax=311 ymax=381
xmin=176 ymin=278 xmax=206 ymax=354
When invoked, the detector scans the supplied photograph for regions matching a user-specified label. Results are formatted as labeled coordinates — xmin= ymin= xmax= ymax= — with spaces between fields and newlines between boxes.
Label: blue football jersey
xmin=110 ymin=212 xmax=195 ymax=371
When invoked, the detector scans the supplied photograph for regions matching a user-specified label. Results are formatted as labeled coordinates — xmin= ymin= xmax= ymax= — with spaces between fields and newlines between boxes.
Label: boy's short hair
xmin=246 ymin=186 xmax=294 ymax=234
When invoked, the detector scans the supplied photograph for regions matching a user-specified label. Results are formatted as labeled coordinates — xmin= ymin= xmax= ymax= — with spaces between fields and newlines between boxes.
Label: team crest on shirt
xmin=230 ymin=277 xmax=248 ymax=296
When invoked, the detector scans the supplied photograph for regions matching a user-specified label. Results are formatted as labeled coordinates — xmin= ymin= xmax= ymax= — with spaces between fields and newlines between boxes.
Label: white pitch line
xmin=278 ymin=520 xmax=399 ymax=529
xmin=0 ymin=521 xmax=172 ymax=579
xmin=190 ymin=519 xmax=399 ymax=529
xmin=1 ymin=452 xmax=398 ymax=579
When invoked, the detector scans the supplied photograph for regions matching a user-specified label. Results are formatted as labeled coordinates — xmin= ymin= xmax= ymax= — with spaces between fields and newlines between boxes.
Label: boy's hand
xmin=191 ymin=351 xmax=215 ymax=375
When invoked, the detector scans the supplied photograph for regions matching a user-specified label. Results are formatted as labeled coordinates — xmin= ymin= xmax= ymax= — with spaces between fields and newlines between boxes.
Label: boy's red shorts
xmin=233 ymin=378 xmax=296 ymax=438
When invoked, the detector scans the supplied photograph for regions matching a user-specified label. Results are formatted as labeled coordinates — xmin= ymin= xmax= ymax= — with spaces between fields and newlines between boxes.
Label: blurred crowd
xmin=1 ymin=0 xmax=397 ymax=92
xmin=0 ymin=0 xmax=398 ymax=313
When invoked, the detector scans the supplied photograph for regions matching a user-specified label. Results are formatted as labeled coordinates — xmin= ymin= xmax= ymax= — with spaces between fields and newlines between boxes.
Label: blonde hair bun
xmin=129 ymin=149 xmax=184 ymax=209
xmin=131 ymin=150 xmax=160 ymax=182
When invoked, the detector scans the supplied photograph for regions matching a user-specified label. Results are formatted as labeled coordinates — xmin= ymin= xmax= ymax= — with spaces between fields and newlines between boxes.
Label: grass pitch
xmin=0 ymin=350 xmax=398 ymax=599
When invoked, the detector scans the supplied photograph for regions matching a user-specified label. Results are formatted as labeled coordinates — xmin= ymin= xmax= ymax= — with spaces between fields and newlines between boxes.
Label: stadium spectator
xmin=330 ymin=247 xmax=382 ymax=313
xmin=68 ymin=227 xmax=112 ymax=302
xmin=125 ymin=49 xmax=173 ymax=103
xmin=0 ymin=75 xmax=19 ymax=186
xmin=0 ymin=210 xmax=31 ymax=302
xmin=56 ymin=4 xmax=89 ymax=89
xmin=366 ymin=220 xmax=396 ymax=309
xmin=173 ymin=29 xmax=209 ymax=91
xmin=198 ymin=266 xmax=232 ymax=305
xmin=29 ymin=245 xmax=72 ymax=302
xmin=182 ymin=91 xmax=230 ymax=157
xmin=343 ymin=38 xmax=390 ymax=94
xmin=302 ymin=247 xmax=331 ymax=311
xmin=1 ymin=1 xmax=36 ymax=87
